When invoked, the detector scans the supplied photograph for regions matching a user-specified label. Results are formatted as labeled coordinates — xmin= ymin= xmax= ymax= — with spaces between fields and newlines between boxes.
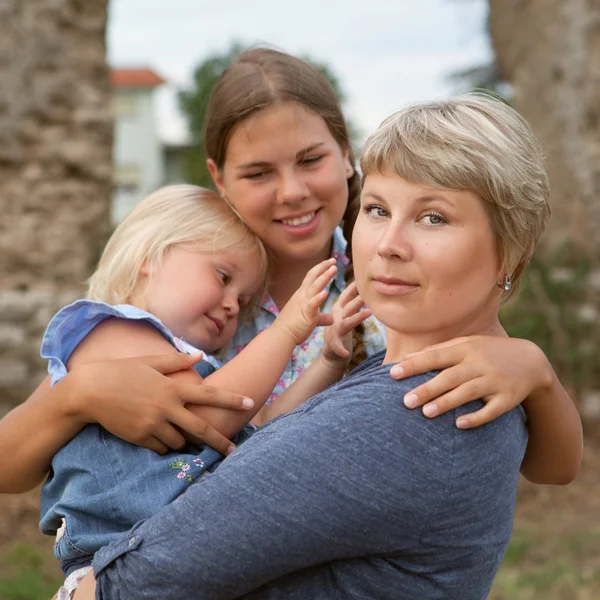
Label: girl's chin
xmin=271 ymin=235 xmax=335 ymax=264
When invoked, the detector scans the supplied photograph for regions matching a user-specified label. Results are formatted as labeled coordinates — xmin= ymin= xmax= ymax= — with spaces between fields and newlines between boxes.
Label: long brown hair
xmin=205 ymin=48 xmax=367 ymax=369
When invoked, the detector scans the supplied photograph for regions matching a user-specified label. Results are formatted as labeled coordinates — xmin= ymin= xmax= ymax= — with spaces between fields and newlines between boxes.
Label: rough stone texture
xmin=489 ymin=0 xmax=600 ymax=413
xmin=0 ymin=0 xmax=112 ymax=408
xmin=489 ymin=0 xmax=600 ymax=254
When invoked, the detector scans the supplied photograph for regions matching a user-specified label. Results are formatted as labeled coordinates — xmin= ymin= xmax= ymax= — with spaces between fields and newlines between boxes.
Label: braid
xmin=342 ymin=169 xmax=368 ymax=371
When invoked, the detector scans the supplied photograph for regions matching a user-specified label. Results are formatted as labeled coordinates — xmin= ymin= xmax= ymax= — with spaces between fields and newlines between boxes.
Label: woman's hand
xmin=389 ymin=335 xmax=552 ymax=428
xmin=322 ymin=281 xmax=372 ymax=370
xmin=68 ymin=352 xmax=254 ymax=455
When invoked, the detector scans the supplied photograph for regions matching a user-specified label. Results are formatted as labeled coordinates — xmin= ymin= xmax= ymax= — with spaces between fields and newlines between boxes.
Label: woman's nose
xmin=376 ymin=222 xmax=413 ymax=261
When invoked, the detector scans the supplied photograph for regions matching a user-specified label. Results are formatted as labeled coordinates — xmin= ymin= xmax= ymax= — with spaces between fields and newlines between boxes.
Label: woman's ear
xmin=342 ymin=149 xmax=355 ymax=179
xmin=207 ymin=159 xmax=226 ymax=197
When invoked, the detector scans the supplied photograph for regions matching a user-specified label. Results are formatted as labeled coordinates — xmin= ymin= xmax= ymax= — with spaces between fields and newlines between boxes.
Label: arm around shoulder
xmin=520 ymin=351 xmax=583 ymax=485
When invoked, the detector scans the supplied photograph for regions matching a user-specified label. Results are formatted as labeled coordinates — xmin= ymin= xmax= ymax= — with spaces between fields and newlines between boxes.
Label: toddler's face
xmin=139 ymin=247 xmax=263 ymax=352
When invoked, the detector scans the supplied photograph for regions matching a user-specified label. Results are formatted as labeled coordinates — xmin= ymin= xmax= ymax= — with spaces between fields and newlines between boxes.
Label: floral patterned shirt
xmin=224 ymin=227 xmax=387 ymax=404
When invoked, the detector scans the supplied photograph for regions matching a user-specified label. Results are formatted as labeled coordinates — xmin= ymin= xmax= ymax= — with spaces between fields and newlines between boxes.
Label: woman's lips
xmin=372 ymin=278 xmax=419 ymax=296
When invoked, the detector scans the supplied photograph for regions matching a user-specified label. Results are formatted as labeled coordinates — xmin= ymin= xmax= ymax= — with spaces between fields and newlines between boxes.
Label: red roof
xmin=111 ymin=68 xmax=166 ymax=89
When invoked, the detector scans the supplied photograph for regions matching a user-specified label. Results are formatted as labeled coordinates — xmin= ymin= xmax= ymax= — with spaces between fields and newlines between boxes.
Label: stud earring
xmin=497 ymin=274 xmax=512 ymax=292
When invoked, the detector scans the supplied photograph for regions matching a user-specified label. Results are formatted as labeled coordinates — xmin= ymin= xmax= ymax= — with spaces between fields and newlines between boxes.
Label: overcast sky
xmin=107 ymin=0 xmax=491 ymax=144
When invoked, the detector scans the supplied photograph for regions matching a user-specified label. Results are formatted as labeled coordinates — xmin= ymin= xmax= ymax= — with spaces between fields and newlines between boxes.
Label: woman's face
xmin=208 ymin=102 xmax=354 ymax=264
xmin=352 ymin=172 xmax=504 ymax=350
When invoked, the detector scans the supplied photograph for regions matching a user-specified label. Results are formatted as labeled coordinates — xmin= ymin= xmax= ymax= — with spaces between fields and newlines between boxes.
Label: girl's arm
xmin=257 ymin=281 xmax=371 ymax=424
xmin=389 ymin=335 xmax=583 ymax=485
xmin=0 ymin=352 xmax=253 ymax=494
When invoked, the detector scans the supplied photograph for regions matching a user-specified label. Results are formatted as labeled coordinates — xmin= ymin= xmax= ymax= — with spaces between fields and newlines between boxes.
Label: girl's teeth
xmin=282 ymin=212 xmax=315 ymax=226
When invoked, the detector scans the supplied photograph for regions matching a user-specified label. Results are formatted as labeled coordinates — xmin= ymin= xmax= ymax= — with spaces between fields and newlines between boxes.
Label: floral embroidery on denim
xmin=170 ymin=457 xmax=204 ymax=484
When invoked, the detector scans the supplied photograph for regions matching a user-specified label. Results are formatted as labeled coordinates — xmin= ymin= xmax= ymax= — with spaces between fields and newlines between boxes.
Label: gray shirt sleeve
xmin=93 ymin=365 xmax=526 ymax=600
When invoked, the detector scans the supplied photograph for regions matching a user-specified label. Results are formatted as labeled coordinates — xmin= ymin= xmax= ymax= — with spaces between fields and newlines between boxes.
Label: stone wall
xmin=0 ymin=0 xmax=112 ymax=412
xmin=489 ymin=0 xmax=600 ymax=256
xmin=489 ymin=0 xmax=600 ymax=419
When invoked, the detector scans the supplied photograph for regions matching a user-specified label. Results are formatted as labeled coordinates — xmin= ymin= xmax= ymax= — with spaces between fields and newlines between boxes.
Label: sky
xmin=107 ymin=0 xmax=492 ymax=145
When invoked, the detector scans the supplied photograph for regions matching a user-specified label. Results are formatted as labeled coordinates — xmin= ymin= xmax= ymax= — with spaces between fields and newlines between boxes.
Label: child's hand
xmin=322 ymin=281 xmax=372 ymax=369
xmin=275 ymin=258 xmax=338 ymax=345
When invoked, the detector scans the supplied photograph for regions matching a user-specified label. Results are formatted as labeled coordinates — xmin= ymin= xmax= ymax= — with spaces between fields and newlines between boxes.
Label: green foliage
xmin=501 ymin=244 xmax=599 ymax=398
xmin=177 ymin=42 xmax=358 ymax=186
xmin=448 ymin=61 xmax=512 ymax=100
xmin=490 ymin=530 xmax=600 ymax=599
xmin=0 ymin=544 xmax=63 ymax=600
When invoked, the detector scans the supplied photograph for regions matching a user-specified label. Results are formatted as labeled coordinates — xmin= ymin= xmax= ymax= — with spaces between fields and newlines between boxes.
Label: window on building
xmin=114 ymin=164 xmax=140 ymax=195
xmin=113 ymin=92 xmax=138 ymax=118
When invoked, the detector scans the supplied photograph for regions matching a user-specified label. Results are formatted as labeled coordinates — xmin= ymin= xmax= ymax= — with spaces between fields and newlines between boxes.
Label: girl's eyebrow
xmin=297 ymin=142 xmax=325 ymax=157
xmin=236 ymin=143 xmax=326 ymax=171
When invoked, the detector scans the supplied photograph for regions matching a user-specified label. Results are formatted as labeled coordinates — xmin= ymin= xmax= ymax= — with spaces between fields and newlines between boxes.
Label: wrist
xmin=271 ymin=316 xmax=304 ymax=347
xmin=523 ymin=341 xmax=554 ymax=404
xmin=319 ymin=352 xmax=349 ymax=373
xmin=56 ymin=367 xmax=94 ymax=426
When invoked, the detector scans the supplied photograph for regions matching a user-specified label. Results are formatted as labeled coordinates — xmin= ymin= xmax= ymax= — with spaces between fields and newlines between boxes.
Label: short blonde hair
xmin=360 ymin=93 xmax=550 ymax=300
xmin=87 ymin=185 xmax=269 ymax=317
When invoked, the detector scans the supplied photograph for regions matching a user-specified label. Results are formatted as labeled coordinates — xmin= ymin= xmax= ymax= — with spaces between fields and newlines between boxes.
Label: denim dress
xmin=38 ymin=300 xmax=250 ymax=575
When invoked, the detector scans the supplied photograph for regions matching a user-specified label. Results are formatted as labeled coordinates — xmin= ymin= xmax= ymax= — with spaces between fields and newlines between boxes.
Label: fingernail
xmin=403 ymin=393 xmax=418 ymax=408
xmin=391 ymin=365 xmax=404 ymax=378
xmin=456 ymin=417 xmax=469 ymax=429
xmin=242 ymin=397 xmax=254 ymax=408
xmin=423 ymin=403 xmax=438 ymax=418
xmin=227 ymin=444 xmax=236 ymax=455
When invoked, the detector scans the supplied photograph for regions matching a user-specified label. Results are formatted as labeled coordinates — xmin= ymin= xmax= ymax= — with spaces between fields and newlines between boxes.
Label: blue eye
xmin=422 ymin=212 xmax=447 ymax=225
xmin=363 ymin=204 xmax=389 ymax=218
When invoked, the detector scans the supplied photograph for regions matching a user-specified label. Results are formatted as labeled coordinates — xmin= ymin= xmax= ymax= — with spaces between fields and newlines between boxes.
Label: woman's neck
xmin=382 ymin=317 xmax=507 ymax=365
xmin=268 ymin=241 xmax=333 ymax=310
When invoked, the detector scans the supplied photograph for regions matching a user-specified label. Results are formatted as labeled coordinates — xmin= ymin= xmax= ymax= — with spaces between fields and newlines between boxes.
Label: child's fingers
xmin=308 ymin=264 xmax=337 ymax=296
xmin=301 ymin=291 xmax=328 ymax=325
xmin=316 ymin=313 xmax=334 ymax=327
xmin=336 ymin=281 xmax=359 ymax=306
xmin=328 ymin=339 xmax=350 ymax=358
xmin=303 ymin=258 xmax=336 ymax=287
xmin=305 ymin=289 xmax=328 ymax=314
xmin=338 ymin=308 xmax=372 ymax=334
xmin=340 ymin=293 xmax=367 ymax=318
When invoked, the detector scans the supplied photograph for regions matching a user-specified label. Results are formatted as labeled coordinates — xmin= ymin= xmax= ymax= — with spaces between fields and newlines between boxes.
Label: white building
xmin=111 ymin=68 xmax=167 ymax=224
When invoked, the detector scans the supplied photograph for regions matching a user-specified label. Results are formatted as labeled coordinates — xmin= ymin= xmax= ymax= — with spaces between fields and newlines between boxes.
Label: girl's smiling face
xmin=208 ymin=102 xmax=354 ymax=264
xmin=352 ymin=172 xmax=505 ymax=355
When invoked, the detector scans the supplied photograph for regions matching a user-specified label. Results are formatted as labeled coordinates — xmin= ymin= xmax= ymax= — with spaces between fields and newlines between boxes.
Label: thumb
xmin=138 ymin=352 xmax=204 ymax=375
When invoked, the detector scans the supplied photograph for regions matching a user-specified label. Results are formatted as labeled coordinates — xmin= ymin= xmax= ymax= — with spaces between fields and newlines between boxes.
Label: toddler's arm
xmin=256 ymin=282 xmax=371 ymax=423
xmin=202 ymin=259 xmax=339 ymax=420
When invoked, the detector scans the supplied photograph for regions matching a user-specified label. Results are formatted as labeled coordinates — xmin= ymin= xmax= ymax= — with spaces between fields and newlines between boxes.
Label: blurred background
xmin=0 ymin=0 xmax=598 ymax=598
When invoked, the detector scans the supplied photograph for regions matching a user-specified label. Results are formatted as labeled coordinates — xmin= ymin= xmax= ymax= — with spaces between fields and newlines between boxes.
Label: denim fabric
xmin=39 ymin=300 xmax=234 ymax=575
xmin=41 ymin=300 xmax=221 ymax=386
xmin=225 ymin=227 xmax=386 ymax=404
xmin=94 ymin=351 xmax=528 ymax=600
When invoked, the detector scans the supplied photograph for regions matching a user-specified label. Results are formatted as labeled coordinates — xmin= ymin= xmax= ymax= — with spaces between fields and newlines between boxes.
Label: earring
xmin=497 ymin=274 xmax=512 ymax=292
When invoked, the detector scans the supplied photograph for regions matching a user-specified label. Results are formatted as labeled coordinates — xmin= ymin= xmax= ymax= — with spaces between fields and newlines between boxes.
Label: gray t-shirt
xmin=94 ymin=350 xmax=528 ymax=599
